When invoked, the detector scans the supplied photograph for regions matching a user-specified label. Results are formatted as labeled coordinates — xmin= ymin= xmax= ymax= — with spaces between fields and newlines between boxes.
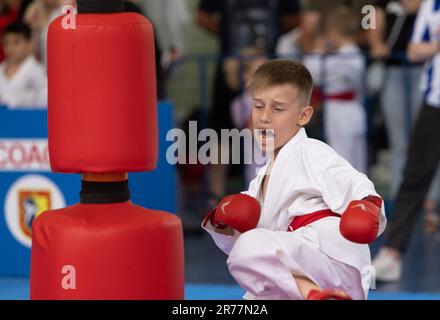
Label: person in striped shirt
xmin=373 ymin=0 xmax=440 ymax=282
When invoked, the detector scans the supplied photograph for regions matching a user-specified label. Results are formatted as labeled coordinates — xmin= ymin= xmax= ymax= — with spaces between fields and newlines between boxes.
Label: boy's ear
xmin=298 ymin=106 xmax=314 ymax=127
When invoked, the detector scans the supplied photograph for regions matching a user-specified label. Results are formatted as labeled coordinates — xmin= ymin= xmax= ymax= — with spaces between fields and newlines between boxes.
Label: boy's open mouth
xmin=256 ymin=129 xmax=275 ymax=140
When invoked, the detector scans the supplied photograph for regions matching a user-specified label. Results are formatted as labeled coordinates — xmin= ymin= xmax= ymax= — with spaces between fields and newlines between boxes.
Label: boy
xmin=202 ymin=59 xmax=387 ymax=300
xmin=0 ymin=21 xmax=47 ymax=108
xmin=304 ymin=7 xmax=367 ymax=172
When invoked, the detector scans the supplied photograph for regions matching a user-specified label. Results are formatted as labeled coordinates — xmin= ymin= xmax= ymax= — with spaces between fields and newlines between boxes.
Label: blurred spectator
xmin=18 ymin=0 xmax=33 ymax=19
xmin=23 ymin=0 xmax=72 ymax=67
xmin=125 ymin=1 xmax=165 ymax=99
xmin=304 ymin=6 xmax=367 ymax=172
xmin=0 ymin=0 xmax=20 ymax=62
xmin=373 ymin=0 xmax=440 ymax=282
xmin=196 ymin=0 xmax=300 ymax=206
xmin=368 ymin=0 xmax=440 ymax=234
xmin=139 ymin=0 xmax=189 ymax=69
xmin=276 ymin=0 xmax=364 ymax=59
xmin=0 ymin=21 xmax=46 ymax=108
xmin=229 ymin=47 xmax=268 ymax=186
xmin=276 ymin=9 xmax=322 ymax=59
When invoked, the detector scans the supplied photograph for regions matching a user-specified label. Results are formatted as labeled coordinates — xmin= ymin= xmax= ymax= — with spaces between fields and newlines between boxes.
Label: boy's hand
xmin=202 ymin=193 xmax=261 ymax=234
xmin=339 ymin=196 xmax=381 ymax=244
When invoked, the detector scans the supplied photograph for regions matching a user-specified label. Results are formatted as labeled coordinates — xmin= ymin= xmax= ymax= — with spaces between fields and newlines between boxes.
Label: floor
xmin=1 ymin=211 xmax=439 ymax=300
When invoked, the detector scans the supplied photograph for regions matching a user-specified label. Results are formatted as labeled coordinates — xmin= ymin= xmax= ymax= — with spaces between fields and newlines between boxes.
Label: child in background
xmin=0 ymin=21 xmax=46 ymax=108
xmin=304 ymin=7 xmax=367 ymax=172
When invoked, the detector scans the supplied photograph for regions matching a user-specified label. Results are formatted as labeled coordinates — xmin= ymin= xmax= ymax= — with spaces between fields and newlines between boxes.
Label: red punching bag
xmin=30 ymin=1 xmax=184 ymax=299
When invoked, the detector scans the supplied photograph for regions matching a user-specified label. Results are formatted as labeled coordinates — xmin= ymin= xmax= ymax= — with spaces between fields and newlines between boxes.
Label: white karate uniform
xmin=203 ymin=128 xmax=387 ymax=300
xmin=0 ymin=55 xmax=47 ymax=109
xmin=303 ymin=43 xmax=367 ymax=172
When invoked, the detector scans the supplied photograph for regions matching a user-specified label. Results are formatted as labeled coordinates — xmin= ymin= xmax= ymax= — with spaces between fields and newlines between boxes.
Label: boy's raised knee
xmin=227 ymin=228 xmax=273 ymax=265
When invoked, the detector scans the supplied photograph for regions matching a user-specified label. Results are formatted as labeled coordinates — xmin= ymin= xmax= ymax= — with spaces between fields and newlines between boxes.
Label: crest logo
xmin=18 ymin=190 xmax=51 ymax=237
xmin=4 ymin=175 xmax=65 ymax=248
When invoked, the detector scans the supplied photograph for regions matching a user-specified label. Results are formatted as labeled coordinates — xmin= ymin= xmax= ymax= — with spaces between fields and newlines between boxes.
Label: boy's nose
xmin=259 ymin=108 xmax=271 ymax=124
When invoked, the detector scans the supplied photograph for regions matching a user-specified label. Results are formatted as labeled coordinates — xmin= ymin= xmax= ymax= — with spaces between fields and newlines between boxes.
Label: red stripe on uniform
xmin=288 ymin=209 xmax=340 ymax=232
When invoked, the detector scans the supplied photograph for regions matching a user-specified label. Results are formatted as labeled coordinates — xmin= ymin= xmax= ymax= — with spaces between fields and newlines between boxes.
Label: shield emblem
xmin=18 ymin=190 xmax=51 ymax=237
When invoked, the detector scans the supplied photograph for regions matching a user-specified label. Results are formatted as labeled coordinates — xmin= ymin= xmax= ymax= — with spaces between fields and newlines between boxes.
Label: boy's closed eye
xmin=252 ymin=103 xmax=285 ymax=112
xmin=273 ymin=105 xmax=285 ymax=112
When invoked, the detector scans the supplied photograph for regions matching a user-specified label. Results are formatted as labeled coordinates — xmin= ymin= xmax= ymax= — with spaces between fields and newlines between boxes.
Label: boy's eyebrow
xmin=252 ymin=98 xmax=289 ymax=106
xmin=271 ymin=99 xmax=289 ymax=106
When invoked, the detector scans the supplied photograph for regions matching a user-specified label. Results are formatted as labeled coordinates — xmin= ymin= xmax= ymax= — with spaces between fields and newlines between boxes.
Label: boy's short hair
xmin=3 ymin=21 xmax=32 ymax=41
xmin=323 ymin=6 xmax=359 ymax=38
xmin=246 ymin=59 xmax=313 ymax=106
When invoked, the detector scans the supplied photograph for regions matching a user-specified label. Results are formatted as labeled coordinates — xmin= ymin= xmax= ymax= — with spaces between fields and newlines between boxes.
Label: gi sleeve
xmin=304 ymin=143 xmax=387 ymax=236
xmin=201 ymin=217 xmax=242 ymax=256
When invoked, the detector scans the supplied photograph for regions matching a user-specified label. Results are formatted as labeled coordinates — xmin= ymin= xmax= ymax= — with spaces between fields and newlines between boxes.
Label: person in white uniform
xmin=202 ymin=59 xmax=386 ymax=300
xmin=303 ymin=7 xmax=367 ymax=173
xmin=0 ymin=21 xmax=47 ymax=109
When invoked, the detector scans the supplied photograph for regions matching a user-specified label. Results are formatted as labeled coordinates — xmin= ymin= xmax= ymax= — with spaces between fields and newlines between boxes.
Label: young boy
xmin=303 ymin=7 xmax=367 ymax=172
xmin=202 ymin=59 xmax=387 ymax=300
xmin=0 ymin=21 xmax=47 ymax=108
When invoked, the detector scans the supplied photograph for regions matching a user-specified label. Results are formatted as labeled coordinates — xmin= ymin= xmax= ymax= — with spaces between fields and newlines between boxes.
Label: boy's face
xmin=323 ymin=29 xmax=341 ymax=51
xmin=251 ymin=84 xmax=313 ymax=155
xmin=3 ymin=33 xmax=31 ymax=64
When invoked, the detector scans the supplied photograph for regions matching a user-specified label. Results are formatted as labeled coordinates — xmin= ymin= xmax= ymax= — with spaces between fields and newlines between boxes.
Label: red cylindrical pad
xmin=47 ymin=13 xmax=158 ymax=173
xmin=30 ymin=202 xmax=184 ymax=299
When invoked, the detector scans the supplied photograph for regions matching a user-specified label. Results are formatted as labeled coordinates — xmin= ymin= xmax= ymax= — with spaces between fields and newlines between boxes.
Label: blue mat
xmin=1 ymin=278 xmax=439 ymax=300
xmin=184 ymin=284 xmax=440 ymax=300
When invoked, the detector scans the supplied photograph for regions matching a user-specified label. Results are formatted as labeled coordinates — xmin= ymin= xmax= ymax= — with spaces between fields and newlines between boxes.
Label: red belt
xmin=287 ymin=209 xmax=340 ymax=232
xmin=326 ymin=91 xmax=356 ymax=101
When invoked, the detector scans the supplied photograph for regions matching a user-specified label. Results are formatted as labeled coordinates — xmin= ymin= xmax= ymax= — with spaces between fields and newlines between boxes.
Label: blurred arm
xmin=408 ymin=42 xmax=439 ymax=62
xmin=196 ymin=9 xmax=219 ymax=36
xmin=368 ymin=7 xmax=389 ymax=58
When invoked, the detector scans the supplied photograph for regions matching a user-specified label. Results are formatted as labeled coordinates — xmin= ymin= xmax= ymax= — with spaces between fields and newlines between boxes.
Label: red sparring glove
xmin=339 ymin=195 xmax=382 ymax=244
xmin=202 ymin=194 xmax=261 ymax=233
